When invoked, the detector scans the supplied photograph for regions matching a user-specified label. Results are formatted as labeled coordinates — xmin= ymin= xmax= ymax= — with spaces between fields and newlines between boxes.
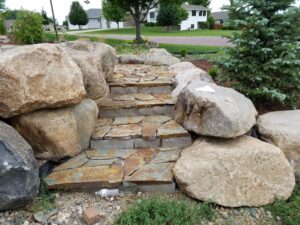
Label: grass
xmin=82 ymin=26 xmax=237 ymax=37
xmin=44 ymin=32 xmax=223 ymax=55
xmin=113 ymin=196 xmax=216 ymax=225
xmin=265 ymin=185 xmax=300 ymax=225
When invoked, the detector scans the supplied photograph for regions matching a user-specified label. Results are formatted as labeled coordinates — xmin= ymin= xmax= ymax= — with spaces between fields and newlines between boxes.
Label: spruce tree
xmin=68 ymin=1 xmax=88 ymax=29
xmin=218 ymin=0 xmax=300 ymax=107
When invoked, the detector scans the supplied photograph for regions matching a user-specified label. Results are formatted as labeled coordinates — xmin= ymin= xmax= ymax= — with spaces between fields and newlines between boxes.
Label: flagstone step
xmin=96 ymin=93 xmax=176 ymax=118
xmin=109 ymin=64 xmax=176 ymax=94
xmin=45 ymin=147 xmax=182 ymax=192
xmin=91 ymin=115 xmax=192 ymax=149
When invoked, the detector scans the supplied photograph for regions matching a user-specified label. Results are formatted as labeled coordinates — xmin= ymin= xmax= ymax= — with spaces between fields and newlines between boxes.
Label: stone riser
xmin=99 ymin=105 xmax=175 ymax=118
xmin=91 ymin=136 xmax=192 ymax=149
xmin=110 ymin=85 xmax=173 ymax=95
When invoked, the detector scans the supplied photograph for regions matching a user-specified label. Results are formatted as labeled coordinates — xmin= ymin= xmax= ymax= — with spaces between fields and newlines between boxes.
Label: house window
xmin=220 ymin=19 xmax=224 ymax=24
xmin=191 ymin=24 xmax=195 ymax=29
xmin=203 ymin=11 xmax=207 ymax=16
xmin=150 ymin=12 xmax=155 ymax=19
xmin=192 ymin=10 xmax=196 ymax=16
xmin=199 ymin=11 xmax=203 ymax=16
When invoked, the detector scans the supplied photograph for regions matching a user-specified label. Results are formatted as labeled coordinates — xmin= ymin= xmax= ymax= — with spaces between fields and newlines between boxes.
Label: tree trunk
xmin=79 ymin=25 xmax=81 ymax=30
xmin=117 ymin=22 xmax=119 ymax=30
xmin=135 ymin=20 xmax=142 ymax=43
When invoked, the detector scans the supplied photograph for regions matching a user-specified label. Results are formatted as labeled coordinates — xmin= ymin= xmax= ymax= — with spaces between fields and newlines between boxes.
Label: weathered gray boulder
xmin=175 ymin=81 xmax=257 ymax=138
xmin=62 ymin=41 xmax=113 ymax=100
xmin=169 ymin=62 xmax=214 ymax=97
xmin=257 ymin=110 xmax=300 ymax=182
xmin=118 ymin=54 xmax=147 ymax=64
xmin=13 ymin=99 xmax=98 ymax=160
xmin=0 ymin=121 xmax=39 ymax=211
xmin=62 ymin=41 xmax=117 ymax=78
xmin=145 ymin=48 xmax=180 ymax=66
xmin=0 ymin=44 xmax=86 ymax=118
xmin=173 ymin=136 xmax=295 ymax=207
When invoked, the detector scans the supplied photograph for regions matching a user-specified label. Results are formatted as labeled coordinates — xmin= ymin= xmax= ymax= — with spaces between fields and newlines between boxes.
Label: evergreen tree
xmin=218 ymin=0 xmax=300 ymax=107
xmin=157 ymin=3 xmax=188 ymax=31
xmin=68 ymin=1 xmax=88 ymax=29
xmin=41 ymin=9 xmax=53 ymax=25
xmin=188 ymin=0 xmax=210 ymax=7
xmin=0 ymin=0 xmax=5 ymax=11
xmin=102 ymin=0 xmax=126 ymax=30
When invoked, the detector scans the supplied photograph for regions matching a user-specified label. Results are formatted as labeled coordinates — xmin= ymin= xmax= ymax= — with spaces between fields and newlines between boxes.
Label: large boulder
xmin=0 ymin=44 xmax=86 ymax=118
xmin=175 ymin=81 xmax=257 ymax=138
xmin=0 ymin=121 xmax=39 ymax=211
xmin=12 ymin=99 xmax=98 ymax=160
xmin=257 ymin=110 xmax=300 ymax=181
xmin=61 ymin=41 xmax=114 ymax=100
xmin=169 ymin=62 xmax=214 ymax=98
xmin=145 ymin=48 xmax=180 ymax=66
xmin=173 ymin=136 xmax=295 ymax=207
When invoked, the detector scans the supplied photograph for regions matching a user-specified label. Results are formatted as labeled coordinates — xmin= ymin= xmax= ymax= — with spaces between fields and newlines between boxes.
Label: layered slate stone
xmin=91 ymin=116 xmax=192 ymax=149
xmin=96 ymin=93 xmax=176 ymax=118
xmin=109 ymin=64 xmax=176 ymax=94
xmin=45 ymin=147 xmax=182 ymax=192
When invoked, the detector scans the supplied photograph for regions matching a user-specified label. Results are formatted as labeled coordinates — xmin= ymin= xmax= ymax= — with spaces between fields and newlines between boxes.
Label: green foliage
xmin=209 ymin=66 xmax=219 ymax=79
xmin=181 ymin=49 xmax=187 ymax=57
xmin=102 ymin=0 xmax=126 ymax=30
xmin=217 ymin=0 xmax=300 ymax=107
xmin=113 ymin=197 xmax=216 ymax=225
xmin=68 ymin=1 xmax=88 ymax=29
xmin=207 ymin=15 xmax=215 ymax=29
xmin=199 ymin=21 xmax=209 ymax=29
xmin=187 ymin=0 xmax=210 ymax=7
xmin=41 ymin=9 xmax=53 ymax=25
xmin=0 ymin=0 xmax=5 ymax=11
xmin=157 ymin=3 xmax=188 ymax=31
xmin=0 ymin=14 xmax=6 ymax=34
xmin=13 ymin=10 xmax=44 ymax=44
xmin=266 ymin=185 xmax=300 ymax=225
xmin=3 ymin=9 xmax=19 ymax=19
xmin=29 ymin=179 xmax=55 ymax=213
xmin=145 ymin=22 xmax=157 ymax=26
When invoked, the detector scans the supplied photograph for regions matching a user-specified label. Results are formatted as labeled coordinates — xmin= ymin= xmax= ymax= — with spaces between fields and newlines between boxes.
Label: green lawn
xmin=81 ymin=26 xmax=236 ymax=37
xmin=44 ymin=33 xmax=223 ymax=54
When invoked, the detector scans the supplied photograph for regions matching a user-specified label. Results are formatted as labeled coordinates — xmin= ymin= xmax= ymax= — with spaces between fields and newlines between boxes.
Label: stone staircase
xmin=45 ymin=64 xmax=192 ymax=193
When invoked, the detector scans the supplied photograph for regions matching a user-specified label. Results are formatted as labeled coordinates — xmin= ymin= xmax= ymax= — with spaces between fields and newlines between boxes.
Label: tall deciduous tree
xmin=0 ymin=0 xmax=5 ymax=11
xmin=102 ymin=0 xmax=126 ymax=30
xmin=218 ymin=0 xmax=300 ymax=107
xmin=157 ymin=3 xmax=188 ymax=31
xmin=68 ymin=1 xmax=88 ymax=29
xmin=188 ymin=0 xmax=210 ymax=7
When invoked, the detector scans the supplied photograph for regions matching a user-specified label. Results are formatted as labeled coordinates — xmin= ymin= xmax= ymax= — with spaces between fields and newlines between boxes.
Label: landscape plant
xmin=0 ymin=14 xmax=6 ymax=34
xmin=68 ymin=1 xmax=88 ymax=30
xmin=217 ymin=0 xmax=300 ymax=107
xmin=113 ymin=197 xmax=216 ymax=225
xmin=13 ymin=10 xmax=44 ymax=44
xmin=187 ymin=0 xmax=210 ymax=7
xmin=0 ymin=0 xmax=4 ymax=11
xmin=102 ymin=0 xmax=126 ymax=30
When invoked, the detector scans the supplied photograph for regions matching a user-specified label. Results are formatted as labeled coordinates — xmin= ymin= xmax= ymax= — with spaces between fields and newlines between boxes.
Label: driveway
xmin=69 ymin=33 xmax=232 ymax=47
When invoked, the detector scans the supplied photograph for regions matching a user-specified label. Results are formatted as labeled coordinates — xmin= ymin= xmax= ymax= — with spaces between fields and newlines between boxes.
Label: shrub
xmin=198 ymin=22 xmax=208 ymax=29
xmin=209 ymin=66 xmax=219 ymax=79
xmin=13 ymin=10 xmax=44 ymax=44
xmin=0 ymin=14 xmax=6 ymax=35
xmin=207 ymin=15 xmax=215 ymax=30
xmin=181 ymin=49 xmax=187 ymax=58
xmin=145 ymin=22 xmax=156 ymax=27
xmin=217 ymin=0 xmax=300 ymax=108
xmin=113 ymin=197 xmax=216 ymax=225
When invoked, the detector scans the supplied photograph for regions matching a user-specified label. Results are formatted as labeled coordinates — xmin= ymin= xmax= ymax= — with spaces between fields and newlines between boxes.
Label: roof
xmin=182 ymin=4 xmax=208 ymax=11
xmin=211 ymin=11 xmax=229 ymax=20
xmin=86 ymin=8 xmax=103 ymax=19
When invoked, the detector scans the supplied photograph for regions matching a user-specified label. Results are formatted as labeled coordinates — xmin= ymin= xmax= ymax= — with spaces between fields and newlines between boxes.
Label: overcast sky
xmin=5 ymin=0 xmax=300 ymax=24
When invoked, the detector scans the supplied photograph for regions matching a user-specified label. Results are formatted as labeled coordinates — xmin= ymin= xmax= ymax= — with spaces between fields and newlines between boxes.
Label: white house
xmin=68 ymin=8 xmax=124 ymax=30
xmin=147 ymin=4 xmax=208 ymax=30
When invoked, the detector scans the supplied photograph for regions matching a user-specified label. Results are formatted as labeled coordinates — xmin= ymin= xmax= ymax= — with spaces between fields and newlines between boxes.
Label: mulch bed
xmin=190 ymin=59 xmax=213 ymax=72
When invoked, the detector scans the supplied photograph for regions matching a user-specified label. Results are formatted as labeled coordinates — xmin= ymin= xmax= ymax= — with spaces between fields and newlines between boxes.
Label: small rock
xmin=83 ymin=208 xmax=101 ymax=225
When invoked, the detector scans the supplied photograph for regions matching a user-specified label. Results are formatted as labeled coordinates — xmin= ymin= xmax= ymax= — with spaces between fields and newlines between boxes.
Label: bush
xmin=113 ymin=197 xmax=216 ymax=225
xmin=209 ymin=66 xmax=219 ymax=79
xmin=145 ymin=22 xmax=156 ymax=27
xmin=13 ymin=10 xmax=44 ymax=44
xmin=217 ymin=0 xmax=300 ymax=108
xmin=207 ymin=15 xmax=215 ymax=30
xmin=0 ymin=15 xmax=6 ymax=35
xmin=198 ymin=22 xmax=208 ymax=29
xmin=181 ymin=49 xmax=187 ymax=58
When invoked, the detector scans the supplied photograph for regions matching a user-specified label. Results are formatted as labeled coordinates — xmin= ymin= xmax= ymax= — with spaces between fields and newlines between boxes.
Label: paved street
xmin=69 ymin=33 xmax=232 ymax=47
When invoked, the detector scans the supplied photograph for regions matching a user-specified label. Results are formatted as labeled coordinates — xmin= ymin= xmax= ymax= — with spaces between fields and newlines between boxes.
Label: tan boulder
xmin=173 ymin=136 xmax=295 ymax=207
xmin=175 ymin=81 xmax=257 ymax=138
xmin=13 ymin=99 xmax=98 ymax=160
xmin=0 ymin=44 xmax=86 ymax=118
xmin=145 ymin=48 xmax=180 ymax=66
xmin=257 ymin=110 xmax=300 ymax=181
